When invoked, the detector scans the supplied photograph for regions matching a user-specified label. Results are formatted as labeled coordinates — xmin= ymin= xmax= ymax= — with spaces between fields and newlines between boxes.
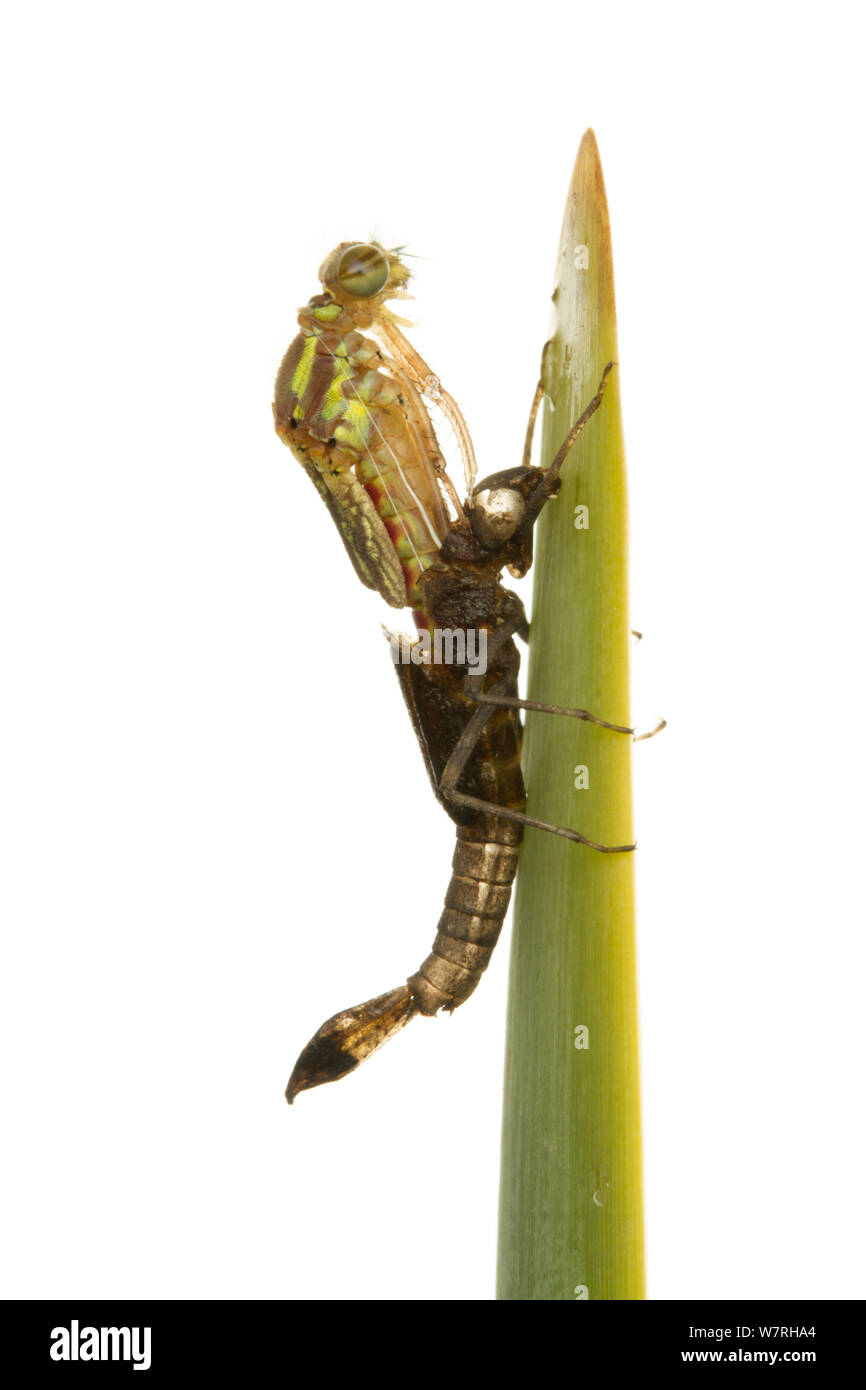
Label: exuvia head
xmin=465 ymin=361 xmax=616 ymax=573
xmin=466 ymin=466 xmax=561 ymax=577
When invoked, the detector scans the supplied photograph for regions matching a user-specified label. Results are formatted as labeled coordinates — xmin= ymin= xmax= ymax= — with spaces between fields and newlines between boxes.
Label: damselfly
xmin=273 ymin=242 xmax=654 ymax=1101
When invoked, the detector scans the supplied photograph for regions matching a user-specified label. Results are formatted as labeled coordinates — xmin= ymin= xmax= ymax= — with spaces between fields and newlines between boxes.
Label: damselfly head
xmin=318 ymin=241 xmax=411 ymax=313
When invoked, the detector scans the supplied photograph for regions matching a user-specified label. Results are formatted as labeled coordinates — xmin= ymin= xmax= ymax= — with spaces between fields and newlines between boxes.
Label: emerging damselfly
xmin=273 ymin=242 xmax=654 ymax=1101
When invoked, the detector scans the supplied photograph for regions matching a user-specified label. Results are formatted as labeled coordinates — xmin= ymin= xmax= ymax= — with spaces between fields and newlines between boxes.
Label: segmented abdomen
xmin=408 ymin=822 xmax=523 ymax=1015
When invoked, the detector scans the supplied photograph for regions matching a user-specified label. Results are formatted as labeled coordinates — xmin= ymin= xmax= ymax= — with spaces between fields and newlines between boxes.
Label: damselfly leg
xmin=461 ymin=598 xmax=632 ymax=733
xmin=437 ymin=680 xmax=636 ymax=854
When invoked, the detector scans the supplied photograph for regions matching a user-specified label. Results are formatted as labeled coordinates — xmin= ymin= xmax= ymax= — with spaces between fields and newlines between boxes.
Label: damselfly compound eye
xmin=336 ymin=243 xmax=389 ymax=298
xmin=470 ymin=487 xmax=526 ymax=548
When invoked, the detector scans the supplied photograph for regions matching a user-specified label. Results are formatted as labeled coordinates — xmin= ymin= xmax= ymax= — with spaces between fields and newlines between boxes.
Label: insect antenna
xmin=541 ymin=361 xmax=615 ymax=491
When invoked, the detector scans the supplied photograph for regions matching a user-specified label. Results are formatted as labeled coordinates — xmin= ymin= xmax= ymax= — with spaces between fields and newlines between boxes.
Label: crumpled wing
xmin=300 ymin=459 xmax=407 ymax=609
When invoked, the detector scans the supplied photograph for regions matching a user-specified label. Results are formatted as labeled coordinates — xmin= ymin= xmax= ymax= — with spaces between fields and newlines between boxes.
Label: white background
xmin=2 ymin=1 xmax=864 ymax=1301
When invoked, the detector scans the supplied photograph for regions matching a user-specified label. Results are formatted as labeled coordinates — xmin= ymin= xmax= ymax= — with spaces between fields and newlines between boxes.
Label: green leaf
xmin=496 ymin=130 xmax=644 ymax=1301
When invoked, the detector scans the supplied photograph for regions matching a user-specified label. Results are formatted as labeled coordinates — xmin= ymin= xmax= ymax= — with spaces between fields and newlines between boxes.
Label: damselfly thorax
xmin=273 ymin=241 xmax=475 ymax=619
